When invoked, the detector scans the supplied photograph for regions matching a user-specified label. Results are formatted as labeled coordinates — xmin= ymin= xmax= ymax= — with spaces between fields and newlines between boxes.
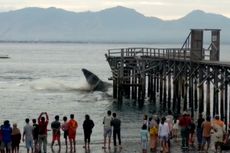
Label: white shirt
xmin=103 ymin=115 xmax=112 ymax=129
xmin=158 ymin=122 xmax=170 ymax=137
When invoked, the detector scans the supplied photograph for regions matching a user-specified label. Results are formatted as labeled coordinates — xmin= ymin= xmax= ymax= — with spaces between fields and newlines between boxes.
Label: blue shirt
xmin=1 ymin=124 xmax=12 ymax=143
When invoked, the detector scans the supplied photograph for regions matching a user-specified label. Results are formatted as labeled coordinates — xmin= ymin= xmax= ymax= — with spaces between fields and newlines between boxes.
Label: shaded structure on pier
xmin=105 ymin=29 xmax=230 ymax=122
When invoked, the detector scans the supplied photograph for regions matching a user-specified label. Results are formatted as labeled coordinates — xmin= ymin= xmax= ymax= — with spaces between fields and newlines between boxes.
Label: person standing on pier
xmin=23 ymin=118 xmax=34 ymax=153
xmin=111 ymin=113 xmax=121 ymax=148
xmin=51 ymin=115 xmax=61 ymax=151
xmin=102 ymin=110 xmax=113 ymax=149
xmin=68 ymin=114 xmax=78 ymax=153
xmin=38 ymin=112 xmax=49 ymax=153
xmin=83 ymin=114 xmax=94 ymax=150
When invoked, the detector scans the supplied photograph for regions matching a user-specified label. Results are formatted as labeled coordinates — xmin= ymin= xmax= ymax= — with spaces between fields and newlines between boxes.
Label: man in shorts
xmin=23 ymin=118 xmax=34 ymax=153
xmin=68 ymin=114 xmax=78 ymax=152
xmin=51 ymin=115 xmax=61 ymax=151
xmin=102 ymin=110 xmax=113 ymax=149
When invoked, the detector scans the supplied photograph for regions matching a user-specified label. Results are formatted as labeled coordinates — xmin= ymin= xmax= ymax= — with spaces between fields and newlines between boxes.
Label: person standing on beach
xmin=32 ymin=119 xmax=39 ymax=152
xmin=38 ymin=112 xmax=49 ymax=153
xmin=196 ymin=113 xmax=204 ymax=151
xmin=1 ymin=120 xmax=12 ymax=153
xmin=51 ymin=115 xmax=61 ymax=151
xmin=149 ymin=115 xmax=158 ymax=152
xmin=201 ymin=116 xmax=212 ymax=152
xmin=140 ymin=124 xmax=148 ymax=153
xmin=11 ymin=123 xmax=21 ymax=153
xmin=68 ymin=114 xmax=78 ymax=152
xmin=212 ymin=114 xmax=225 ymax=152
xmin=111 ymin=113 xmax=121 ymax=148
xmin=61 ymin=116 xmax=68 ymax=151
xmin=23 ymin=118 xmax=34 ymax=153
xmin=102 ymin=110 xmax=113 ymax=149
xmin=179 ymin=112 xmax=191 ymax=149
xmin=83 ymin=114 xmax=94 ymax=150
xmin=158 ymin=117 xmax=170 ymax=153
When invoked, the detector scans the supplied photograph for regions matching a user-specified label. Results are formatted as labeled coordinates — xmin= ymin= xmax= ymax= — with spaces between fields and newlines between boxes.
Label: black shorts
xmin=64 ymin=131 xmax=68 ymax=139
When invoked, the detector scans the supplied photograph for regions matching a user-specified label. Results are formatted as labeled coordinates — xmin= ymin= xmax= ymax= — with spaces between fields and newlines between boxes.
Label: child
xmin=140 ymin=124 xmax=148 ymax=153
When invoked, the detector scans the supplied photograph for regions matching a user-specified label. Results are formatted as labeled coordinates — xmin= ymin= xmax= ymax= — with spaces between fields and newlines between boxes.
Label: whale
xmin=81 ymin=68 xmax=110 ymax=92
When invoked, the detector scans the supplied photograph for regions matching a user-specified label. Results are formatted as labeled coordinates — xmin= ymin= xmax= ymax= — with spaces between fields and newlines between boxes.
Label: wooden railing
xmin=107 ymin=47 xmax=191 ymax=60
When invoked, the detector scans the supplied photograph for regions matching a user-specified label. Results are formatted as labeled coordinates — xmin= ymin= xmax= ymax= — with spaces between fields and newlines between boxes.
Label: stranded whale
xmin=82 ymin=68 xmax=110 ymax=92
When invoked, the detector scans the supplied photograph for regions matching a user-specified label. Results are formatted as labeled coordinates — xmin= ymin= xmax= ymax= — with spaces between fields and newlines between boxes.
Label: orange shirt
xmin=68 ymin=119 xmax=78 ymax=136
xmin=213 ymin=119 xmax=224 ymax=127
xmin=202 ymin=121 xmax=212 ymax=137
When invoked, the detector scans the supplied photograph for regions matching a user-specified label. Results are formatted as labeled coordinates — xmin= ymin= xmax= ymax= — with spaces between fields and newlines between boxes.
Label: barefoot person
xmin=102 ymin=110 xmax=113 ymax=149
xmin=51 ymin=115 xmax=61 ymax=151
xmin=83 ymin=114 xmax=94 ymax=150
xmin=68 ymin=114 xmax=78 ymax=152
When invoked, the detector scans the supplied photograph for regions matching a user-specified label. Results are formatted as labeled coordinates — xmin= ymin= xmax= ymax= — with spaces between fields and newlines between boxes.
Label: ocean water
xmin=0 ymin=42 xmax=230 ymax=150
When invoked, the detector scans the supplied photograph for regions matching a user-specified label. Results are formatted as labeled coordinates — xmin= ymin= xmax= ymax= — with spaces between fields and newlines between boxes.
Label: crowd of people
xmin=0 ymin=111 xmax=121 ymax=153
xmin=140 ymin=111 xmax=230 ymax=153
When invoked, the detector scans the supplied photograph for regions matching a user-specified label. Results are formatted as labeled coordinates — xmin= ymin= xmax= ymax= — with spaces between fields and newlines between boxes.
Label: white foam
xmin=29 ymin=78 xmax=92 ymax=92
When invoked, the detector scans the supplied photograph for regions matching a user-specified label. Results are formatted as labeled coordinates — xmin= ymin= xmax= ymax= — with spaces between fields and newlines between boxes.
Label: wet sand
xmin=17 ymin=138 xmax=229 ymax=153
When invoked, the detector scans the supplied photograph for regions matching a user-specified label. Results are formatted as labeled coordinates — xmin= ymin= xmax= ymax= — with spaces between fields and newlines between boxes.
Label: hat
xmin=183 ymin=111 xmax=187 ymax=115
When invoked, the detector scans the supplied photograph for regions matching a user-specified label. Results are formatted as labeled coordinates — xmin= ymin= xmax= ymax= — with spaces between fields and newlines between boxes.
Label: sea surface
xmin=0 ymin=42 xmax=230 ymax=152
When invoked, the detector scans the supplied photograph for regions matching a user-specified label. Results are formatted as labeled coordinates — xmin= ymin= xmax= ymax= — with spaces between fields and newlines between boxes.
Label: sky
xmin=0 ymin=0 xmax=230 ymax=20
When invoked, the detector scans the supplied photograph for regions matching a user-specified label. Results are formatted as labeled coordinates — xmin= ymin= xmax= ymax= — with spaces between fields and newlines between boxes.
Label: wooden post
xmin=224 ymin=70 xmax=228 ymax=127
xmin=189 ymin=76 xmax=194 ymax=117
xmin=113 ymin=78 xmax=118 ymax=99
xmin=168 ymin=71 xmax=172 ymax=111
xmin=199 ymin=68 xmax=204 ymax=114
xmin=213 ymin=67 xmax=219 ymax=116
xmin=220 ymin=71 xmax=224 ymax=120
xmin=206 ymin=68 xmax=211 ymax=116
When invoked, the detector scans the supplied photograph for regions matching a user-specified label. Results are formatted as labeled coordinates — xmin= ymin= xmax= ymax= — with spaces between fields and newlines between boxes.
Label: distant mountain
xmin=0 ymin=6 xmax=229 ymax=43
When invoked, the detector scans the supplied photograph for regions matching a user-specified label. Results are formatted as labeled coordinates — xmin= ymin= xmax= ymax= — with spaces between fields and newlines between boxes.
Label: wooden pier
xmin=105 ymin=29 xmax=230 ymax=121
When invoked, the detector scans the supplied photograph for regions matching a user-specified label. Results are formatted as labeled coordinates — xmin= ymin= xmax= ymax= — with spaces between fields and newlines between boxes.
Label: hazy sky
xmin=0 ymin=0 xmax=229 ymax=19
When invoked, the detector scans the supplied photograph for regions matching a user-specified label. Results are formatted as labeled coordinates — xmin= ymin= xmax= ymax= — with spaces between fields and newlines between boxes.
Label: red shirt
xmin=179 ymin=116 xmax=191 ymax=128
xmin=38 ymin=120 xmax=48 ymax=135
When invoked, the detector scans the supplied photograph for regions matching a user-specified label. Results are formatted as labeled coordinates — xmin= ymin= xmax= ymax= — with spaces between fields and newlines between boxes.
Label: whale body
xmin=82 ymin=68 xmax=110 ymax=92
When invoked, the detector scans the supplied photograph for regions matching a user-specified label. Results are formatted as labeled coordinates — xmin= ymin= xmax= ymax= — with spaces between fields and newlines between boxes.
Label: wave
xmin=30 ymin=78 xmax=92 ymax=92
